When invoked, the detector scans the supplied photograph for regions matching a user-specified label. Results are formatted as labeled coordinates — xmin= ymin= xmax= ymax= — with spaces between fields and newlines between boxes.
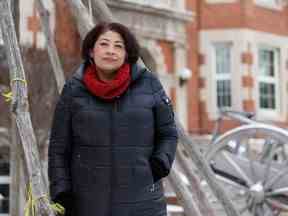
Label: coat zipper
xmin=109 ymin=96 xmax=120 ymax=215
xmin=114 ymin=96 xmax=120 ymax=112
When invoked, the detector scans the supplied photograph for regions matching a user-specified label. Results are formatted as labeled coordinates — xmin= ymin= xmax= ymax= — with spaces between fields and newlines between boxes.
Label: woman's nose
xmin=106 ymin=45 xmax=116 ymax=55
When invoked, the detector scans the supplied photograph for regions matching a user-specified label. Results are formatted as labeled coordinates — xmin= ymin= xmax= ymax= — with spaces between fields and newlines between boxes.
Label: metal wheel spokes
xmin=206 ymin=124 xmax=288 ymax=216
xmin=262 ymin=141 xmax=278 ymax=186
xmin=246 ymin=137 xmax=258 ymax=183
xmin=222 ymin=151 xmax=254 ymax=187
xmin=264 ymin=164 xmax=288 ymax=190
xmin=266 ymin=187 xmax=288 ymax=196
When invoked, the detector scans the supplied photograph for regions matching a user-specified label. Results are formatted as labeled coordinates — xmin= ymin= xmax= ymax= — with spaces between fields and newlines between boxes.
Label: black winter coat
xmin=48 ymin=63 xmax=178 ymax=216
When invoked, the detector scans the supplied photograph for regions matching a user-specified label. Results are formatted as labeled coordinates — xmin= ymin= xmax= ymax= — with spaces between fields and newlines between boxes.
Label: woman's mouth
xmin=103 ymin=57 xmax=117 ymax=62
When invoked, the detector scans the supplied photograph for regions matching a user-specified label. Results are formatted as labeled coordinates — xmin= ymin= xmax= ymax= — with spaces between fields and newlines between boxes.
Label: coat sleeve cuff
xmin=149 ymin=153 xmax=171 ymax=182
xmin=50 ymin=181 xmax=72 ymax=201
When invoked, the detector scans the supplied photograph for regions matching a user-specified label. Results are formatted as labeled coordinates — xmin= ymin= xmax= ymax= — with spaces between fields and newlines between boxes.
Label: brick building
xmin=1 ymin=0 xmax=288 ymax=215
xmin=193 ymin=0 xmax=288 ymax=134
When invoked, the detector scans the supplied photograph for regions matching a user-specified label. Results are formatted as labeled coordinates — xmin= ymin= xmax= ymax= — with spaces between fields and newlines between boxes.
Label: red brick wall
xmin=157 ymin=40 xmax=177 ymax=106
xmin=200 ymin=0 xmax=288 ymax=35
xmin=186 ymin=0 xmax=201 ymax=134
xmin=200 ymin=1 xmax=244 ymax=29
xmin=54 ymin=0 xmax=81 ymax=57
xmin=54 ymin=0 xmax=81 ymax=76
xmin=158 ymin=40 xmax=174 ymax=73
xmin=193 ymin=0 xmax=288 ymax=133
xmin=248 ymin=2 xmax=288 ymax=36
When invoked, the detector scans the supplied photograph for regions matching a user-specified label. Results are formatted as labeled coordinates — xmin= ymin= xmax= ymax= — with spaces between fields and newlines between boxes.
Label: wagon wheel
xmin=205 ymin=124 xmax=288 ymax=216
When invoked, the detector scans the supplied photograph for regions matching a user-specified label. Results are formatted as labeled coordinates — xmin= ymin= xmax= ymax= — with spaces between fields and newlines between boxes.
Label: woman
xmin=48 ymin=22 xmax=178 ymax=216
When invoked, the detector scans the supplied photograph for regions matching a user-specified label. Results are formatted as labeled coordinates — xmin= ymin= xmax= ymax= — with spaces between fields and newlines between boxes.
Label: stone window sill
xmin=255 ymin=1 xmax=283 ymax=11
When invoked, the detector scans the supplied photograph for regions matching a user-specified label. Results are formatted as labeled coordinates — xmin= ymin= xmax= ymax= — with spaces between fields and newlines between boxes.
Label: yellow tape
xmin=1 ymin=91 xmax=12 ymax=102
xmin=24 ymin=183 xmax=65 ymax=216
xmin=11 ymin=78 xmax=27 ymax=85
xmin=1 ymin=78 xmax=27 ymax=102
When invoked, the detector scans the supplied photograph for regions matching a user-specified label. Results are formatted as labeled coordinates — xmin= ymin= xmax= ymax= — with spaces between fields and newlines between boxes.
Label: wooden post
xmin=167 ymin=167 xmax=202 ymax=216
xmin=9 ymin=0 xmax=26 ymax=215
xmin=66 ymin=0 xmax=94 ymax=39
xmin=35 ymin=0 xmax=65 ymax=93
xmin=0 ymin=0 xmax=55 ymax=215
xmin=90 ymin=0 xmax=114 ymax=22
xmin=176 ymin=117 xmax=241 ymax=216
xmin=9 ymin=121 xmax=22 ymax=216
xmin=176 ymin=143 xmax=217 ymax=216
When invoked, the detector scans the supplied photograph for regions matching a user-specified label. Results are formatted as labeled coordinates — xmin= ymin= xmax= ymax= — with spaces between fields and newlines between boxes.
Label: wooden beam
xmin=167 ymin=167 xmax=203 ymax=216
xmin=35 ymin=0 xmax=65 ymax=93
xmin=176 ymin=117 xmax=241 ymax=216
xmin=66 ymin=0 xmax=94 ymax=39
xmin=176 ymin=143 xmax=217 ymax=216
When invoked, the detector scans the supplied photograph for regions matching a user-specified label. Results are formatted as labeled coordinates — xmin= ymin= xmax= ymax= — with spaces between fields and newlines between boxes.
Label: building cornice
xmin=106 ymin=0 xmax=194 ymax=44
xmin=107 ymin=0 xmax=194 ymax=23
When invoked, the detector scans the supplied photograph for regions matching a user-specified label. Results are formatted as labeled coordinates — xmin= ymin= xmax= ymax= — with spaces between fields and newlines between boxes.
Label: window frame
xmin=257 ymin=46 xmax=280 ymax=117
xmin=121 ymin=0 xmax=174 ymax=9
xmin=213 ymin=42 xmax=233 ymax=109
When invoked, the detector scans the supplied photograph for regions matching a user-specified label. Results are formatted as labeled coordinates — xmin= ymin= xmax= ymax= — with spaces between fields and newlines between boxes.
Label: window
xmin=122 ymin=0 xmax=173 ymax=8
xmin=214 ymin=43 xmax=232 ymax=108
xmin=258 ymin=47 xmax=279 ymax=111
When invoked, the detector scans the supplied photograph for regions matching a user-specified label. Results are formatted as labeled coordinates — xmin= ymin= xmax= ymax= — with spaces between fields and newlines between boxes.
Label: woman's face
xmin=91 ymin=30 xmax=126 ymax=81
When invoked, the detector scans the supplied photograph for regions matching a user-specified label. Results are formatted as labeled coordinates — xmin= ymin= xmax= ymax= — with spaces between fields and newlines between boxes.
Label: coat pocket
xmin=133 ymin=165 xmax=154 ymax=188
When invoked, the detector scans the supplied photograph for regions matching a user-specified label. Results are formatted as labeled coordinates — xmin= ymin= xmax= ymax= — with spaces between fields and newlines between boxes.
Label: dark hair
xmin=81 ymin=22 xmax=140 ymax=65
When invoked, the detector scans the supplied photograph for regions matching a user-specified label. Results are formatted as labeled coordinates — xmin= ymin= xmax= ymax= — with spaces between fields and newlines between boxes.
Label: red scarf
xmin=83 ymin=63 xmax=131 ymax=100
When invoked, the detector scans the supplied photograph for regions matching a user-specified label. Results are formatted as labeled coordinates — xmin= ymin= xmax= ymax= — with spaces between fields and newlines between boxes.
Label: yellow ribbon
xmin=1 ymin=91 xmax=12 ymax=102
xmin=24 ymin=183 xmax=65 ymax=216
xmin=11 ymin=78 xmax=27 ymax=85
xmin=51 ymin=203 xmax=65 ymax=215
xmin=1 ymin=78 xmax=27 ymax=102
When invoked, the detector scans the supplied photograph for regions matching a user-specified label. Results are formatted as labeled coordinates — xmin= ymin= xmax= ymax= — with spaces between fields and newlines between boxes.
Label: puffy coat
xmin=48 ymin=63 xmax=178 ymax=216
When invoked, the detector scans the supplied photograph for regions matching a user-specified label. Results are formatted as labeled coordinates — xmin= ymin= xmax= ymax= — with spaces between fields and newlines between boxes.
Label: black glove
xmin=54 ymin=191 xmax=73 ymax=216
xmin=150 ymin=156 xmax=170 ymax=183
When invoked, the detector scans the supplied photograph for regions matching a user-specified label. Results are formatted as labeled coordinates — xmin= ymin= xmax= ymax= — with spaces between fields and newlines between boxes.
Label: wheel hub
xmin=249 ymin=182 xmax=265 ymax=204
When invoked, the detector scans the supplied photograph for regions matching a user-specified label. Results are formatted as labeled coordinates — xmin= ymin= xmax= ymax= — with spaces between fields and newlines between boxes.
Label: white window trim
xmin=213 ymin=42 xmax=233 ymax=109
xmin=200 ymin=29 xmax=245 ymax=120
xmin=256 ymin=46 xmax=280 ymax=118
xmin=255 ymin=0 xmax=283 ymax=10
xmin=0 ymin=177 xmax=9 ymax=184
xmin=206 ymin=0 xmax=237 ymax=4
xmin=119 ymin=0 xmax=187 ymax=11
xmin=121 ymin=0 xmax=174 ymax=8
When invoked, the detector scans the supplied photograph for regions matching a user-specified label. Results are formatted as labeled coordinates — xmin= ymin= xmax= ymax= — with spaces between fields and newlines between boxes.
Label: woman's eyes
xmin=99 ymin=42 xmax=109 ymax=47
xmin=115 ymin=44 xmax=124 ymax=49
xmin=98 ymin=42 xmax=124 ymax=49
